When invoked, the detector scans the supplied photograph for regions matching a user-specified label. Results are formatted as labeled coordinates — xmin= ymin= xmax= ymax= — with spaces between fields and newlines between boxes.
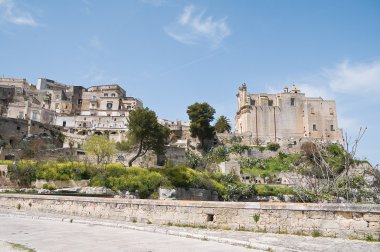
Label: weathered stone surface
xmin=363 ymin=213 xmax=380 ymax=222
xmin=350 ymin=221 xmax=369 ymax=231
xmin=0 ymin=194 xmax=379 ymax=240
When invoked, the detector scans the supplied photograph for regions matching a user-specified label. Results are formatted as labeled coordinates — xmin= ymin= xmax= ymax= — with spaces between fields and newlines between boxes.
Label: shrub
xmin=185 ymin=150 xmax=203 ymax=169
xmin=266 ymin=143 xmax=280 ymax=152
xmin=256 ymin=146 xmax=266 ymax=152
xmin=253 ymin=214 xmax=260 ymax=223
xmin=300 ymin=142 xmax=317 ymax=159
xmin=8 ymin=160 xmax=37 ymax=187
xmin=0 ymin=160 xmax=14 ymax=165
xmin=207 ymin=146 xmax=229 ymax=163
xmin=229 ymin=144 xmax=250 ymax=155
xmin=42 ymin=183 xmax=56 ymax=190
xmin=255 ymin=185 xmax=294 ymax=197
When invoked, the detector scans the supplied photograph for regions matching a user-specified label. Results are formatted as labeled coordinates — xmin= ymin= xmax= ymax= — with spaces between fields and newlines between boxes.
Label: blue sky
xmin=1 ymin=0 xmax=380 ymax=165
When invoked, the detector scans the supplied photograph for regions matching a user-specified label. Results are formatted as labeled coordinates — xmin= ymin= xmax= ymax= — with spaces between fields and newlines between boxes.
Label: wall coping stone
xmin=1 ymin=194 xmax=379 ymax=213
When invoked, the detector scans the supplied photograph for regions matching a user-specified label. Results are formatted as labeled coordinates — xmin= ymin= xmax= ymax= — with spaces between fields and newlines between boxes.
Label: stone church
xmin=235 ymin=84 xmax=343 ymax=147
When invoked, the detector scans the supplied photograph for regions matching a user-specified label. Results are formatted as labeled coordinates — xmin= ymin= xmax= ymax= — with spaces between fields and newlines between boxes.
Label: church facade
xmin=235 ymin=84 xmax=343 ymax=146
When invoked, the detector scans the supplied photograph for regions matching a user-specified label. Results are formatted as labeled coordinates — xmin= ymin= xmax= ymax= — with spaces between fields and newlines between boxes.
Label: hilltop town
xmin=0 ymin=76 xmax=378 ymax=204
xmin=0 ymin=77 xmax=379 ymax=248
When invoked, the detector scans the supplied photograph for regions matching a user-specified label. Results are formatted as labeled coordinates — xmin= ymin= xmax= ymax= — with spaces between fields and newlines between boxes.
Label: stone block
xmin=325 ymin=211 xmax=335 ymax=220
xmin=368 ymin=222 xmax=380 ymax=232
xmin=363 ymin=213 xmax=380 ymax=222
xmin=353 ymin=212 xmax=363 ymax=220
xmin=289 ymin=210 xmax=304 ymax=219
xmin=339 ymin=219 xmax=352 ymax=229
xmin=319 ymin=219 xmax=340 ymax=229
xmin=308 ymin=210 xmax=326 ymax=219
xmin=335 ymin=211 xmax=352 ymax=219
xmin=350 ymin=220 xmax=369 ymax=231
xmin=302 ymin=219 xmax=320 ymax=228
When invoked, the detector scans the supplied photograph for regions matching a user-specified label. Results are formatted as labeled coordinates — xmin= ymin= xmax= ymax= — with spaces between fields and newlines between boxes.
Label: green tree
xmin=126 ymin=107 xmax=170 ymax=167
xmin=187 ymin=102 xmax=215 ymax=148
xmin=82 ymin=135 xmax=115 ymax=164
xmin=214 ymin=115 xmax=231 ymax=133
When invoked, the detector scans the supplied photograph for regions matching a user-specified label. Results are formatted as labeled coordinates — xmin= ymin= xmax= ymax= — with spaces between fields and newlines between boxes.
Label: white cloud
xmin=324 ymin=59 xmax=380 ymax=94
xmin=81 ymin=65 xmax=118 ymax=85
xmin=0 ymin=0 xmax=37 ymax=26
xmin=297 ymin=83 xmax=334 ymax=100
xmin=165 ymin=5 xmax=231 ymax=47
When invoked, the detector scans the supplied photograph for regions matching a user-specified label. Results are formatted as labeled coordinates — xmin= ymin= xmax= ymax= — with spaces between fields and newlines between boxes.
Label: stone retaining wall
xmin=0 ymin=194 xmax=379 ymax=239
xmin=32 ymin=179 xmax=90 ymax=189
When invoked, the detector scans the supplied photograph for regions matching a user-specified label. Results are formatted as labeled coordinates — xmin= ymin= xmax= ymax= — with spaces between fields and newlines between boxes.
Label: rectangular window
xmin=78 ymin=99 xmax=82 ymax=105
xmin=330 ymin=125 xmax=334 ymax=131
xmin=313 ymin=124 xmax=317 ymax=131
xmin=104 ymin=93 xmax=108 ymax=97
xmin=107 ymin=102 xmax=113 ymax=109
xmin=18 ymin=112 xmax=24 ymax=119
xmin=291 ymin=98 xmax=295 ymax=106
xmin=268 ymin=100 xmax=273 ymax=106
xmin=32 ymin=112 xmax=37 ymax=120
xmin=250 ymin=99 xmax=256 ymax=106
xmin=63 ymin=121 xmax=66 ymax=127
xmin=111 ymin=93 xmax=116 ymax=97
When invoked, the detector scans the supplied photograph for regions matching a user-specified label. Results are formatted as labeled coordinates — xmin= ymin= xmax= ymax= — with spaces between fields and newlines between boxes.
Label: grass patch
xmin=9 ymin=242 xmax=36 ymax=252
xmin=255 ymin=185 xmax=294 ymax=197
xmin=365 ymin=234 xmax=377 ymax=242
xmin=311 ymin=229 xmax=321 ymax=237
xmin=240 ymin=153 xmax=301 ymax=178
xmin=276 ymin=230 xmax=288 ymax=235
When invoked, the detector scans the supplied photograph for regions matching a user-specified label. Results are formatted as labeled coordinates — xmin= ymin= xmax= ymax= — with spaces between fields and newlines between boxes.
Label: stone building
xmin=235 ymin=84 xmax=343 ymax=147
xmin=0 ymin=77 xmax=143 ymax=146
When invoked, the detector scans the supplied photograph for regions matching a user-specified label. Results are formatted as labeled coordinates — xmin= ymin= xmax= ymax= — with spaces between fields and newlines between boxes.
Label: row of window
xmin=103 ymin=93 xmax=117 ymax=97
xmin=312 ymin=124 xmax=335 ymax=131
xmin=249 ymin=98 xmax=335 ymax=115
xmin=249 ymin=98 xmax=295 ymax=106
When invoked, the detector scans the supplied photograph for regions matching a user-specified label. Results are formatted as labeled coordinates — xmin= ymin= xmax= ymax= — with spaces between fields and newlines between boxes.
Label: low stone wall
xmin=32 ymin=179 xmax=90 ymax=189
xmin=0 ymin=194 xmax=379 ymax=239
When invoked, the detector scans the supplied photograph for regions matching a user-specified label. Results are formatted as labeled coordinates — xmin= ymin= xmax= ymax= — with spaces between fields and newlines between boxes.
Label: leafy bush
xmin=42 ymin=183 xmax=56 ymax=190
xmin=266 ymin=143 xmax=280 ymax=152
xmin=185 ymin=151 xmax=203 ymax=168
xmin=7 ymin=160 xmax=259 ymax=201
xmin=0 ymin=160 xmax=14 ymax=165
xmin=240 ymin=154 xmax=298 ymax=178
xmin=255 ymin=185 xmax=294 ymax=197
xmin=7 ymin=160 xmax=37 ymax=187
xmin=229 ymin=144 xmax=250 ymax=155
xmin=255 ymin=146 xmax=266 ymax=152
xmin=207 ymin=146 xmax=229 ymax=163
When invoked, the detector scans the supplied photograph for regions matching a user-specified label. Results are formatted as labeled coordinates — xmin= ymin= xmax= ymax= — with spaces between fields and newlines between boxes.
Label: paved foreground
xmin=0 ymin=212 xmax=379 ymax=252
xmin=0 ymin=215 xmax=252 ymax=252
